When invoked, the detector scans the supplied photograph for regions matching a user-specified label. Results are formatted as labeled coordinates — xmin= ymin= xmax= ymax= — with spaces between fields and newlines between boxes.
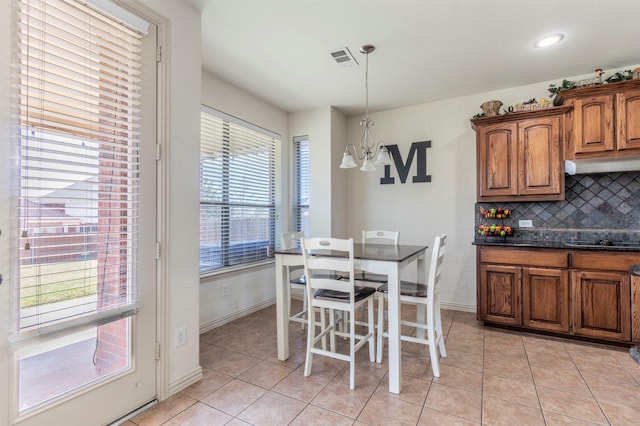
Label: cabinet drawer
xmin=479 ymin=247 xmax=569 ymax=268
xmin=571 ymin=252 xmax=640 ymax=272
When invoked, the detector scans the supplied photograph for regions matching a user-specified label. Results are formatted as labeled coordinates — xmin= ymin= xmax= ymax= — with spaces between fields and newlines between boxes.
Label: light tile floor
xmin=127 ymin=301 xmax=640 ymax=425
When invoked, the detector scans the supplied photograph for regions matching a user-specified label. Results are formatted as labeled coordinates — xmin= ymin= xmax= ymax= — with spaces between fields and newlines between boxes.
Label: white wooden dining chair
xmin=340 ymin=230 xmax=399 ymax=332
xmin=354 ymin=230 xmax=400 ymax=287
xmin=301 ymin=237 xmax=376 ymax=390
xmin=375 ymin=234 xmax=447 ymax=377
xmin=280 ymin=231 xmax=307 ymax=329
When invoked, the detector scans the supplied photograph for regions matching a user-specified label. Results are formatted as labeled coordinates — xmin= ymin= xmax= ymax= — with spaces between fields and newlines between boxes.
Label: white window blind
xmin=11 ymin=0 xmax=143 ymax=346
xmin=293 ymin=136 xmax=309 ymax=236
xmin=200 ymin=106 xmax=278 ymax=274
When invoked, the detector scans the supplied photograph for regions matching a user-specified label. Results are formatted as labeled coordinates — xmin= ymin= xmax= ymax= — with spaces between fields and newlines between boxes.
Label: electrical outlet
xmin=176 ymin=326 xmax=186 ymax=347
xmin=223 ymin=284 xmax=229 ymax=296
xmin=519 ymin=219 xmax=533 ymax=228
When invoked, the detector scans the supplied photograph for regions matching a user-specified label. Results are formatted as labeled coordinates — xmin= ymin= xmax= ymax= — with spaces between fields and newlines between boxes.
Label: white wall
xmin=343 ymin=66 xmax=640 ymax=311
xmin=289 ymin=108 xmax=336 ymax=237
xmin=199 ymin=71 xmax=289 ymax=333
xmin=330 ymin=108 xmax=349 ymax=238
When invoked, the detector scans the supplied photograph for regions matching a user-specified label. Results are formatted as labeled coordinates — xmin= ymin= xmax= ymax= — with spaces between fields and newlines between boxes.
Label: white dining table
xmin=274 ymin=242 xmax=428 ymax=394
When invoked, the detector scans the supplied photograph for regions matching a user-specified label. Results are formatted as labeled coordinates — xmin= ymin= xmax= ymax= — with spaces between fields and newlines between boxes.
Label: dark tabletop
xmin=275 ymin=243 xmax=428 ymax=262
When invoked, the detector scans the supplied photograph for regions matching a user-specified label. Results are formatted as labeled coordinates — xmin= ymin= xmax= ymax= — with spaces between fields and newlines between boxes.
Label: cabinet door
xmin=572 ymin=271 xmax=631 ymax=342
xmin=616 ymin=89 xmax=640 ymax=151
xmin=522 ymin=267 xmax=569 ymax=333
xmin=477 ymin=122 xmax=518 ymax=199
xmin=479 ymin=264 xmax=522 ymax=325
xmin=572 ymin=94 xmax=614 ymax=154
xmin=518 ymin=116 xmax=562 ymax=197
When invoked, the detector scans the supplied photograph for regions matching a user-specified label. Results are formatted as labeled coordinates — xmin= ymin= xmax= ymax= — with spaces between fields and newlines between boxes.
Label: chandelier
xmin=339 ymin=44 xmax=391 ymax=172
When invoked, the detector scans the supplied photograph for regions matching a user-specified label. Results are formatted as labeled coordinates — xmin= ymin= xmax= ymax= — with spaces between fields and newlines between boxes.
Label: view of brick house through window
xmin=12 ymin=0 xmax=146 ymax=412
xmin=199 ymin=106 xmax=278 ymax=274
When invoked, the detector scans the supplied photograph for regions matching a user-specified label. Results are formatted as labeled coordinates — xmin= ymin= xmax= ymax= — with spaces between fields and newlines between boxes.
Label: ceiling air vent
xmin=329 ymin=47 xmax=359 ymax=67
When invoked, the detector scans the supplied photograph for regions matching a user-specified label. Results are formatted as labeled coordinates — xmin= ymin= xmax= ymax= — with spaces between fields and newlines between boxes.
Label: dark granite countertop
xmin=473 ymin=229 xmax=640 ymax=252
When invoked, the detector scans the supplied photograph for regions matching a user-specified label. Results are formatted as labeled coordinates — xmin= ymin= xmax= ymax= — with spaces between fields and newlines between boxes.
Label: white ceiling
xmin=182 ymin=0 xmax=640 ymax=116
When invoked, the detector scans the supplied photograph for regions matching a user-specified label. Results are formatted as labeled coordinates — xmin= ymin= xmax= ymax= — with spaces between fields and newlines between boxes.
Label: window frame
xmin=293 ymin=135 xmax=309 ymax=237
xmin=11 ymin=0 xmax=145 ymax=346
xmin=199 ymin=105 xmax=279 ymax=276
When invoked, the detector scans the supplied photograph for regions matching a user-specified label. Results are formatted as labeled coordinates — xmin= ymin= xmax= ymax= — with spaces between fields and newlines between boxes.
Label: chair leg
xmin=300 ymin=288 xmax=308 ymax=330
xmin=435 ymin=301 xmax=446 ymax=357
xmin=320 ymin=308 xmax=327 ymax=351
xmin=304 ymin=305 xmax=315 ymax=378
xmin=368 ymin=297 xmax=375 ymax=362
xmin=286 ymin=287 xmax=292 ymax=325
xmin=416 ymin=303 xmax=427 ymax=340
xmin=376 ymin=294 xmax=385 ymax=364
xmin=349 ymin=308 xmax=356 ymax=390
xmin=329 ymin=308 xmax=336 ymax=353
xmin=427 ymin=306 xmax=440 ymax=377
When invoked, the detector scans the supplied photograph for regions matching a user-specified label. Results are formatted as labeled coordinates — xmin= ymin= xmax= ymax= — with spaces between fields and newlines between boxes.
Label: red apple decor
xmin=478 ymin=207 xmax=514 ymax=237
xmin=480 ymin=207 xmax=510 ymax=219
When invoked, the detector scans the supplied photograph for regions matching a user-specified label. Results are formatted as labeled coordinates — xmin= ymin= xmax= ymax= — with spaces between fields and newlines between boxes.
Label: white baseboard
xmin=441 ymin=301 xmax=476 ymax=313
xmin=199 ymin=298 xmax=275 ymax=335
xmin=168 ymin=366 xmax=204 ymax=396
xmin=199 ymin=298 xmax=474 ymax=336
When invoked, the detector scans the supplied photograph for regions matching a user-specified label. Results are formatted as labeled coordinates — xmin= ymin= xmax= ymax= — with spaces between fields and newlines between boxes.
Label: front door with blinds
xmin=1 ymin=0 xmax=158 ymax=424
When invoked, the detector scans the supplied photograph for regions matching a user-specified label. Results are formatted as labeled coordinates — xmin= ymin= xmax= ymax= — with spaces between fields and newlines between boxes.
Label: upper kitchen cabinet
xmin=471 ymin=106 xmax=571 ymax=202
xmin=562 ymin=79 xmax=640 ymax=159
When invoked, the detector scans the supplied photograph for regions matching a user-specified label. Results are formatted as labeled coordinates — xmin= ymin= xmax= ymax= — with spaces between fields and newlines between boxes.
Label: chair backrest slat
xmin=362 ymin=230 xmax=399 ymax=245
xmin=428 ymin=234 xmax=447 ymax=300
xmin=301 ymin=237 xmax=355 ymax=299
xmin=281 ymin=231 xmax=305 ymax=249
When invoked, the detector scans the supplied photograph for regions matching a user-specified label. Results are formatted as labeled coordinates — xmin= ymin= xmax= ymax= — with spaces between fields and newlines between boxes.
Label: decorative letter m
xmin=380 ymin=141 xmax=432 ymax=184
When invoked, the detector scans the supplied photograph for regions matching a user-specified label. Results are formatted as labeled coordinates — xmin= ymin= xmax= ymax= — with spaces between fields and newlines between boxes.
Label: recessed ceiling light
xmin=533 ymin=33 xmax=564 ymax=48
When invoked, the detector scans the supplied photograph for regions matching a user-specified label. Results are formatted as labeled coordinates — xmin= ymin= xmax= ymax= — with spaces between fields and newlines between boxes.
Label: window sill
xmin=199 ymin=258 xmax=275 ymax=281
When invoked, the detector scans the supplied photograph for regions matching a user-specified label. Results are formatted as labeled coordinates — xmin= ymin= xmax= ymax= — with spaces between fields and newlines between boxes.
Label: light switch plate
xmin=176 ymin=327 xmax=186 ymax=347
xmin=519 ymin=219 xmax=533 ymax=228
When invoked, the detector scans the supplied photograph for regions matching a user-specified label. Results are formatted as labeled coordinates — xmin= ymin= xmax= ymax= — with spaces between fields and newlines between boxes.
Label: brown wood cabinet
xmin=479 ymin=263 xmax=521 ymax=326
xmin=477 ymin=246 xmax=639 ymax=343
xmin=562 ymin=79 xmax=640 ymax=159
xmin=472 ymin=106 xmax=571 ymax=202
xmin=571 ymin=251 xmax=637 ymax=342
xmin=523 ymin=267 xmax=570 ymax=333
xmin=477 ymin=247 xmax=569 ymax=333
xmin=572 ymin=270 xmax=631 ymax=341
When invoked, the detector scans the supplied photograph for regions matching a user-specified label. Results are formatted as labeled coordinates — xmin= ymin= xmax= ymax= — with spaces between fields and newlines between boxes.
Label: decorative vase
xmin=481 ymin=100 xmax=502 ymax=116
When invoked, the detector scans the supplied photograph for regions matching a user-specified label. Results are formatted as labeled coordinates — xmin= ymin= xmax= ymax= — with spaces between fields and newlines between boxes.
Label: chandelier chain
xmin=364 ymin=50 xmax=369 ymax=119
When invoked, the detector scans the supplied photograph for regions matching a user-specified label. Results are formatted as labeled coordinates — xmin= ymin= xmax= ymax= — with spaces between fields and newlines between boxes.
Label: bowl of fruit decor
xmin=477 ymin=207 xmax=514 ymax=241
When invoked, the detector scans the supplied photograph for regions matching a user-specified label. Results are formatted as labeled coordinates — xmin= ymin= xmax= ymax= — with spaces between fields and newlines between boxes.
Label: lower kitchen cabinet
xmin=477 ymin=246 xmax=637 ymax=343
xmin=523 ymin=267 xmax=570 ymax=333
xmin=572 ymin=270 xmax=631 ymax=341
xmin=477 ymin=247 xmax=569 ymax=333
xmin=479 ymin=264 xmax=521 ymax=326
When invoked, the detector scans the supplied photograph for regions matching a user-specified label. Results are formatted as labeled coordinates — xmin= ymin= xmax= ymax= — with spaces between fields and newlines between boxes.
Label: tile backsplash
xmin=476 ymin=172 xmax=640 ymax=230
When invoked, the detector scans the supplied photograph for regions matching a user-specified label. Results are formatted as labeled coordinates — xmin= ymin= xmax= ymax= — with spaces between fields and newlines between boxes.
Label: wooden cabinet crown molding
xmin=470 ymin=105 xmax=572 ymax=130
xmin=557 ymin=78 xmax=640 ymax=101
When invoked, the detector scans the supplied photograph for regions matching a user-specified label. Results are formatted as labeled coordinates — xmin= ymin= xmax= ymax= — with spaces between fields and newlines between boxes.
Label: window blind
xmin=293 ymin=136 xmax=309 ymax=236
xmin=200 ymin=106 xmax=278 ymax=274
xmin=11 ymin=0 xmax=143 ymax=345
